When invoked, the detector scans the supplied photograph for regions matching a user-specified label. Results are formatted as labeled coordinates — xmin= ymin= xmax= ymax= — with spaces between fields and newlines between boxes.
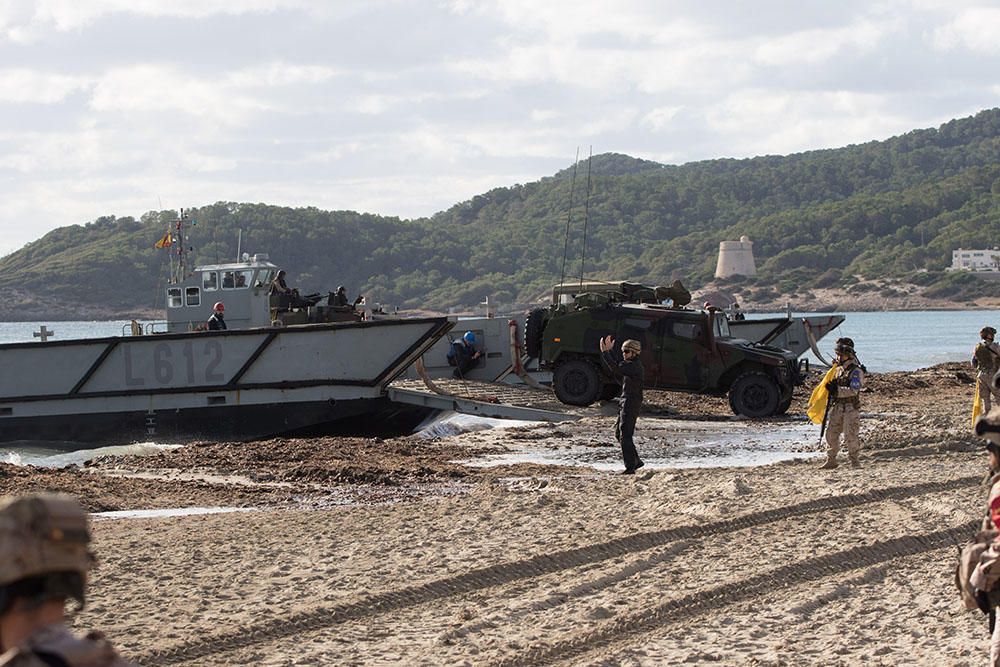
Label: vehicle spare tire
xmin=728 ymin=371 xmax=780 ymax=418
xmin=553 ymin=359 xmax=601 ymax=406
xmin=524 ymin=308 xmax=547 ymax=358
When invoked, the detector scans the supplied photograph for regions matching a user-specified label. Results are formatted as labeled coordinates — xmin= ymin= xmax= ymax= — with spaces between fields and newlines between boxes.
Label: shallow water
xmin=91 ymin=507 xmax=256 ymax=520
xmin=413 ymin=411 xmax=542 ymax=439
xmin=3 ymin=442 xmax=181 ymax=468
xmin=458 ymin=416 xmax=821 ymax=471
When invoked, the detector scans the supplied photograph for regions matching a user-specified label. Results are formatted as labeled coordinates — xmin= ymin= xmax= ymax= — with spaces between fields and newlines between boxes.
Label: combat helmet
xmin=976 ymin=408 xmax=1000 ymax=454
xmin=0 ymin=494 xmax=93 ymax=613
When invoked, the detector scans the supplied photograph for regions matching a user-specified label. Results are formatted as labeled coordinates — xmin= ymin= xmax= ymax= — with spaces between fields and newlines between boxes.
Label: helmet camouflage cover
xmin=0 ymin=494 xmax=92 ymax=589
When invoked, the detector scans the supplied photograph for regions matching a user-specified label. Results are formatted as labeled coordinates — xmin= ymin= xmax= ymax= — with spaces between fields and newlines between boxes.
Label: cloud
xmin=753 ymin=20 xmax=891 ymax=66
xmin=0 ymin=0 xmax=312 ymax=41
xmin=932 ymin=7 xmax=1000 ymax=54
xmin=0 ymin=0 xmax=998 ymax=259
xmin=641 ymin=106 xmax=683 ymax=132
xmin=704 ymin=89 xmax=916 ymax=156
xmin=0 ymin=68 xmax=90 ymax=103
xmin=89 ymin=64 xmax=269 ymax=125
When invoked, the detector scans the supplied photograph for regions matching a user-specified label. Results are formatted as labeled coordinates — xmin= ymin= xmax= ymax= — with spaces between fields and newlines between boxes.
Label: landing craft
xmin=0 ymin=251 xmax=452 ymax=449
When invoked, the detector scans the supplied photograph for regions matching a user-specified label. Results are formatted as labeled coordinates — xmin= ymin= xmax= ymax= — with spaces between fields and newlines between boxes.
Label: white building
xmin=715 ymin=236 xmax=757 ymax=278
xmin=950 ymin=248 xmax=1000 ymax=271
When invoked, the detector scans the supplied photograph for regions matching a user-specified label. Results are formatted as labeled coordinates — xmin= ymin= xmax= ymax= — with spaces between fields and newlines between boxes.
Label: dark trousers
xmin=615 ymin=408 xmax=642 ymax=470
xmin=452 ymin=356 xmax=476 ymax=379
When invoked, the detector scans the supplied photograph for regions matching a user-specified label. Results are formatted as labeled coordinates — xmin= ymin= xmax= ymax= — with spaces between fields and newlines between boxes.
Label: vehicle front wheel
xmin=774 ymin=392 xmax=793 ymax=415
xmin=729 ymin=371 xmax=780 ymax=418
xmin=553 ymin=359 xmax=601 ymax=406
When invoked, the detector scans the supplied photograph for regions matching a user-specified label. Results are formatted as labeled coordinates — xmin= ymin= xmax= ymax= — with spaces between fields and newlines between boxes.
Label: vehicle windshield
xmin=714 ymin=314 xmax=731 ymax=339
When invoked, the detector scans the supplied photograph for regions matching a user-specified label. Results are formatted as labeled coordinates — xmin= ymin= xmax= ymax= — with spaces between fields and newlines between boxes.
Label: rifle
xmin=819 ymin=391 xmax=833 ymax=441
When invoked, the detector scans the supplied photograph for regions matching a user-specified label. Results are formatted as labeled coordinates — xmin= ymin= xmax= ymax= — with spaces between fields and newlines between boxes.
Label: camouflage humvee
xmin=524 ymin=282 xmax=806 ymax=417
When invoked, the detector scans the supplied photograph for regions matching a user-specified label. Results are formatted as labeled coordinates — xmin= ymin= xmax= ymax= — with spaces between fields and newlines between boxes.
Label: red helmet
xmin=213 ymin=302 xmax=225 ymax=312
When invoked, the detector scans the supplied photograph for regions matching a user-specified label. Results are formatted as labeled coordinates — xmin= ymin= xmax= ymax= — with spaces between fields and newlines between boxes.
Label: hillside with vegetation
xmin=3 ymin=109 xmax=1000 ymax=319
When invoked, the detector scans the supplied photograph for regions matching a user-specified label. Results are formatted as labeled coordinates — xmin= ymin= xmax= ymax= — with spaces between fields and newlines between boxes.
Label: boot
xmin=819 ymin=456 xmax=838 ymax=470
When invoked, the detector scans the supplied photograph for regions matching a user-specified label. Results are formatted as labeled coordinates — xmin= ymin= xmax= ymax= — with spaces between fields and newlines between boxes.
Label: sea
xmin=1 ymin=311 xmax=994 ymax=470
xmin=1 ymin=311 xmax=994 ymax=372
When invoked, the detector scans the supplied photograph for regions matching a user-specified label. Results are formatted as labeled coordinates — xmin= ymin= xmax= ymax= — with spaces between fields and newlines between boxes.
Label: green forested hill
xmin=3 ymin=109 xmax=1000 ymax=318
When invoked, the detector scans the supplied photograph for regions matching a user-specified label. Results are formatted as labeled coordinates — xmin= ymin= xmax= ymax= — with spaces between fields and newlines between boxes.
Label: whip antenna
xmin=558 ymin=147 xmax=580 ymax=289
xmin=579 ymin=146 xmax=593 ymax=289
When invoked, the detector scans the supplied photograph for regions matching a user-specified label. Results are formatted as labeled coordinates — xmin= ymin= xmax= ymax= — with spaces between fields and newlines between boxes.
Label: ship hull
xmin=0 ymin=318 xmax=451 ymax=449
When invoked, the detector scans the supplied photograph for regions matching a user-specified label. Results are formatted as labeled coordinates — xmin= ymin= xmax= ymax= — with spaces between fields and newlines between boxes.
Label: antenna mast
xmin=170 ymin=209 xmax=194 ymax=284
xmin=559 ymin=147 xmax=580 ymax=289
xmin=579 ymin=146 xmax=593 ymax=289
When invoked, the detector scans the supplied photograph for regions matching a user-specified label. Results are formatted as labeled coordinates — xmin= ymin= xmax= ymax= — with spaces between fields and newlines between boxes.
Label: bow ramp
xmin=388 ymin=379 xmax=581 ymax=423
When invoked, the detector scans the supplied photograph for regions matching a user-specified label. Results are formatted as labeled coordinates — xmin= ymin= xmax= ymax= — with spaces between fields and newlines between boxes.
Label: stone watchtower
xmin=715 ymin=236 xmax=756 ymax=278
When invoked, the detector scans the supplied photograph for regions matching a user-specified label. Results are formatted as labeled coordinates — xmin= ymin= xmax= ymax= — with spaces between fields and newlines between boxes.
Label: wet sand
xmin=4 ymin=362 xmax=993 ymax=665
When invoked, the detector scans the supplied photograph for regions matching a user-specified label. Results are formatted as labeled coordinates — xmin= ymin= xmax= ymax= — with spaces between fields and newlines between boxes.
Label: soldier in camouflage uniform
xmin=0 ymin=493 xmax=134 ymax=667
xmin=975 ymin=327 xmax=1000 ymax=414
xmin=820 ymin=340 xmax=865 ymax=469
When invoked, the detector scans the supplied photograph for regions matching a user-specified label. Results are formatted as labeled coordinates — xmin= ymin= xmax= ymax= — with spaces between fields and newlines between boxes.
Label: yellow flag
xmin=154 ymin=233 xmax=172 ymax=249
xmin=973 ymin=377 xmax=984 ymax=429
xmin=806 ymin=363 xmax=840 ymax=424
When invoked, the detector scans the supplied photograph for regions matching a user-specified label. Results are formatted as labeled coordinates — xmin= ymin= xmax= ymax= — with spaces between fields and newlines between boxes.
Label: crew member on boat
xmin=207 ymin=302 xmax=227 ymax=331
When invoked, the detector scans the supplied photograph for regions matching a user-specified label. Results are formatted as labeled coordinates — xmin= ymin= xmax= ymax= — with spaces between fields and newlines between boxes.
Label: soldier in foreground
xmin=0 ymin=493 xmax=134 ymax=667
xmin=599 ymin=336 xmax=644 ymax=474
xmin=820 ymin=339 xmax=865 ymax=469
xmin=965 ymin=410 xmax=1000 ymax=665
xmin=974 ymin=326 xmax=1000 ymax=413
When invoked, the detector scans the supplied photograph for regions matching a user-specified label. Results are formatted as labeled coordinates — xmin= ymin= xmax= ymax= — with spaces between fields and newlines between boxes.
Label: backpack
xmin=975 ymin=343 xmax=999 ymax=372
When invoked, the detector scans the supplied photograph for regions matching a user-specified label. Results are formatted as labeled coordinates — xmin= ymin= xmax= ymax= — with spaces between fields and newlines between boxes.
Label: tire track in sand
xmin=136 ymin=475 xmax=979 ymax=665
xmin=491 ymin=523 xmax=976 ymax=667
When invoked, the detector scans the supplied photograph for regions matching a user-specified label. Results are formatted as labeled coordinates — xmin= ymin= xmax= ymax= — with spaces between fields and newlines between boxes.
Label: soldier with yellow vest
xmin=815 ymin=338 xmax=865 ymax=469
xmin=0 ymin=493 xmax=134 ymax=667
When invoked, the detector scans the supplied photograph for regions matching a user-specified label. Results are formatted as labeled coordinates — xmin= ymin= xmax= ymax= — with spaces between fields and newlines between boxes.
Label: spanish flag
xmin=974 ymin=378 xmax=984 ymax=429
xmin=154 ymin=233 xmax=173 ymax=249
xmin=806 ymin=363 xmax=840 ymax=424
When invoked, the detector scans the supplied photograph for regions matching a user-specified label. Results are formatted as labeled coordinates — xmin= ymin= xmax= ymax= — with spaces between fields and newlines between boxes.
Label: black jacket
xmin=601 ymin=351 xmax=643 ymax=410
xmin=207 ymin=313 xmax=227 ymax=331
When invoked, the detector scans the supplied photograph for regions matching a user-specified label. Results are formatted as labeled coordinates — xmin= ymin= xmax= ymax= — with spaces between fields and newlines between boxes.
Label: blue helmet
xmin=463 ymin=331 xmax=477 ymax=345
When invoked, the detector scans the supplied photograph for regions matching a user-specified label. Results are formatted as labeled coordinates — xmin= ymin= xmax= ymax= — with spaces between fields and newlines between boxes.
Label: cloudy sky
xmin=1 ymin=0 xmax=998 ymax=256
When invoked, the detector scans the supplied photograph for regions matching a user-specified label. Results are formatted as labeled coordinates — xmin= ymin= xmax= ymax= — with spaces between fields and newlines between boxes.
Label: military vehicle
xmin=524 ymin=281 xmax=807 ymax=417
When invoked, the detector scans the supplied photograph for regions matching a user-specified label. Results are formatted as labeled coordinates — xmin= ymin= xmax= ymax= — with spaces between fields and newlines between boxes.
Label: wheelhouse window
xmin=203 ymin=271 xmax=218 ymax=291
xmin=222 ymin=270 xmax=252 ymax=290
xmin=256 ymin=269 xmax=275 ymax=288
xmin=185 ymin=287 xmax=201 ymax=307
xmin=713 ymin=315 xmax=731 ymax=339
xmin=167 ymin=287 xmax=183 ymax=308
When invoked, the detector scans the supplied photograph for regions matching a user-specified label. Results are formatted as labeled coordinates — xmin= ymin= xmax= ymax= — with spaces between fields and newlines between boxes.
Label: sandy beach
xmin=3 ymin=361 xmax=994 ymax=665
